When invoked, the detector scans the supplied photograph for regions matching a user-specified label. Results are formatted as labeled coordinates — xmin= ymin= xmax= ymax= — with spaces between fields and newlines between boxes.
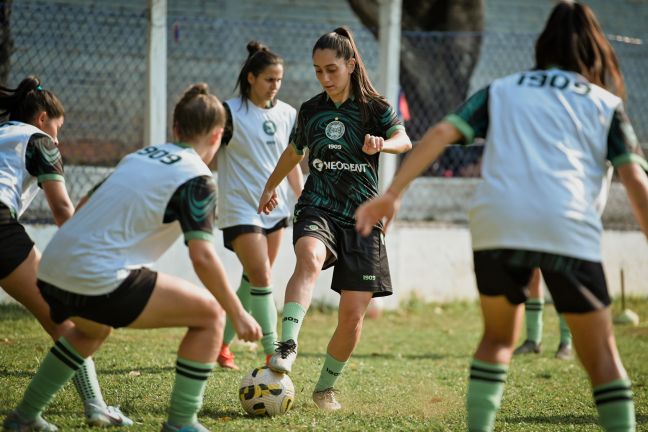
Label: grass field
xmin=1 ymin=298 xmax=647 ymax=431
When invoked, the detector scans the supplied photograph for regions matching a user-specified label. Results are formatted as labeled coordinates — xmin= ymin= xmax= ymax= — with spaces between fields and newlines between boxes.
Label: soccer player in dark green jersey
xmin=356 ymin=2 xmax=647 ymax=431
xmin=258 ymin=26 xmax=411 ymax=410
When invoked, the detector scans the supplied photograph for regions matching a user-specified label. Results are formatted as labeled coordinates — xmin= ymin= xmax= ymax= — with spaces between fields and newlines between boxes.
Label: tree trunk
xmin=0 ymin=0 xmax=12 ymax=86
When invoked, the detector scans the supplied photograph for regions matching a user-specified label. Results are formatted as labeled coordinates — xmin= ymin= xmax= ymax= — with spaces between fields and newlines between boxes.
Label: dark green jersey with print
xmin=291 ymin=93 xmax=404 ymax=226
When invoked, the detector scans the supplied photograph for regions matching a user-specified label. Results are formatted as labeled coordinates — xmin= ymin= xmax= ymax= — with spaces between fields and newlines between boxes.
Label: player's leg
xmin=468 ymin=251 xmax=531 ymax=432
xmin=232 ymin=231 xmax=278 ymax=361
xmin=543 ymin=262 xmax=634 ymax=431
xmin=128 ymin=271 xmax=224 ymax=431
xmin=514 ymin=268 xmax=543 ymax=355
xmin=555 ymin=313 xmax=573 ymax=360
xmin=1 ymin=245 xmax=132 ymax=428
xmin=269 ymin=235 xmax=330 ymax=374
xmin=218 ymin=228 xmax=252 ymax=370
xmin=312 ymin=290 xmax=373 ymax=410
xmin=4 ymin=318 xmax=111 ymax=432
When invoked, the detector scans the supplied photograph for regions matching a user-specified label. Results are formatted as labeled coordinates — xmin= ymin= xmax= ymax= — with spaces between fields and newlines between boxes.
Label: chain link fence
xmin=4 ymin=1 xmax=647 ymax=229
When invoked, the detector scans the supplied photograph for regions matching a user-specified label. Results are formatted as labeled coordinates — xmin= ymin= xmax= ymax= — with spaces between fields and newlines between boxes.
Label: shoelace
xmin=274 ymin=340 xmax=297 ymax=359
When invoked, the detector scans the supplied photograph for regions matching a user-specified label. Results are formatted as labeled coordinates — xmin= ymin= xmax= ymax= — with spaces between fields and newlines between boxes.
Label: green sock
xmin=168 ymin=357 xmax=214 ymax=426
xmin=250 ymin=285 xmax=277 ymax=355
xmin=314 ymin=352 xmax=347 ymax=392
xmin=280 ymin=302 xmax=307 ymax=344
xmin=466 ymin=358 xmax=508 ymax=432
xmin=17 ymin=337 xmax=85 ymax=419
xmin=594 ymin=378 xmax=635 ymax=431
xmin=558 ymin=314 xmax=572 ymax=346
xmin=222 ymin=274 xmax=251 ymax=346
xmin=72 ymin=357 xmax=107 ymax=408
xmin=525 ymin=298 xmax=544 ymax=344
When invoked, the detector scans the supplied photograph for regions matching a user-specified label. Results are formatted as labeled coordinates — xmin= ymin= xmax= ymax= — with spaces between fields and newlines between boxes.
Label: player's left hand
xmin=355 ymin=191 xmax=400 ymax=236
xmin=362 ymin=134 xmax=384 ymax=155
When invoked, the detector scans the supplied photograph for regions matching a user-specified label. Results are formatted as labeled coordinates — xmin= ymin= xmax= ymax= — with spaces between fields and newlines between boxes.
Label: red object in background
xmin=398 ymin=89 xmax=411 ymax=122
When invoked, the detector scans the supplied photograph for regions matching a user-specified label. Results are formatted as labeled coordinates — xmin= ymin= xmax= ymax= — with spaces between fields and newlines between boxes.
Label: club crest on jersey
xmin=325 ymin=119 xmax=345 ymax=140
xmin=263 ymin=120 xmax=277 ymax=136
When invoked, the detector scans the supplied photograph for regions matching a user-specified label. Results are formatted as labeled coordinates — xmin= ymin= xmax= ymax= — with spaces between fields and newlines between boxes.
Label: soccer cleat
xmin=84 ymin=401 xmax=134 ymax=427
xmin=554 ymin=342 xmax=573 ymax=360
xmin=217 ymin=345 xmax=239 ymax=370
xmin=312 ymin=388 xmax=341 ymax=411
xmin=2 ymin=411 xmax=58 ymax=432
xmin=513 ymin=340 xmax=542 ymax=355
xmin=160 ymin=421 xmax=210 ymax=432
xmin=268 ymin=339 xmax=297 ymax=374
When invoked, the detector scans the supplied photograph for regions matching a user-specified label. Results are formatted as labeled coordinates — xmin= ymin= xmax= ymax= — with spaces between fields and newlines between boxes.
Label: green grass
xmin=1 ymin=298 xmax=647 ymax=431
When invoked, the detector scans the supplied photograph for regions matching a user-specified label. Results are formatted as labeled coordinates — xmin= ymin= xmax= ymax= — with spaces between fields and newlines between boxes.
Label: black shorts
xmin=0 ymin=204 xmax=34 ymax=279
xmin=222 ymin=218 xmax=288 ymax=251
xmin=293 ymin=206 xmax=392 ymax=297
xmin=473 ymin=249 xmax=610 ymax=314
xmin=37 ymin=268 xmax=157 ymax=328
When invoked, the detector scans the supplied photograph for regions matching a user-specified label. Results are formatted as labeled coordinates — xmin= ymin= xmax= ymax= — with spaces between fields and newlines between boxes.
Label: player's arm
xmin=167 ymin=176 xmax=261 ymax=341
xmin=259 ymin=143 xmax=304 ymax=215
xmin=362 ymin=103 xmax=411 ymax=155
xmin=356 ymin=87 xmax=490 ymax=235
xmin=26 ymin=134 xmax=74 ymax=226
xmin=607 ymin=105 xmax=648 ymax=239
xmin=286 ymin=160 xmax=304 ymax=199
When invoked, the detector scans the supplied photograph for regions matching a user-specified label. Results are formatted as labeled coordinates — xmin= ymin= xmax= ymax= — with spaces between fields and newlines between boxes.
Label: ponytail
xmin=173 ymin=82 xmax=225 ymax=142
xmin=0 ymin=75 xmax=64 ymax=123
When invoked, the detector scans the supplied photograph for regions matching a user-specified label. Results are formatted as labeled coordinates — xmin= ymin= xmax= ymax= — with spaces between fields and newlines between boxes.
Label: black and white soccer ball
xmin=239 ymin=366 xmax=295 ymax=416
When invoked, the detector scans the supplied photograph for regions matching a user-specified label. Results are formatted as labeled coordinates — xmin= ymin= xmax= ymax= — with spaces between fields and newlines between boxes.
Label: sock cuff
xmin=176 ymin=357 xmax=215 ymax=381
xmin=51 ymin=337 xmax=86 ymax=370
xmin=526 ymin=299 xmax=545 ymax=309
xmin=470 ymin=359 xmax=508 ymax=383
xmin=593 ymin=378 xmax=633 ymax=405
xmin=284 ymin=301 xmax=307 ymax=317
xmin=250 ymin=285 xmax=273 ymax=295
xmin=325 ymin=352 xmax=348 ymax=370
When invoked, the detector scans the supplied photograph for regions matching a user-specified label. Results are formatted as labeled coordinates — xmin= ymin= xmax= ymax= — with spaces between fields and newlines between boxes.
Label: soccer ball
xmin=239 ymin=366 xmax=295 ymax=416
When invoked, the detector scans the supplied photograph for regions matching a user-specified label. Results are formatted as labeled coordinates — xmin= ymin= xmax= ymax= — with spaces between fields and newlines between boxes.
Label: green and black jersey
xmin=291 ymin=92 xmax=404 ymax=226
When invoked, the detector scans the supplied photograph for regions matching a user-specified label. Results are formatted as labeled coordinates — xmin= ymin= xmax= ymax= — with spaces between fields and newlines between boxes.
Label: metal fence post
xmin=145 ymin=0 xmax=167 ymax=148
xmin=377 ymin=0 xmax=402 ymax=193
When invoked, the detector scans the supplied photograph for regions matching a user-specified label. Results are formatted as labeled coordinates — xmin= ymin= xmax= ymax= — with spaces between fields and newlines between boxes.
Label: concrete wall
xmin=2 ymin=223 xmax=646 ymax=309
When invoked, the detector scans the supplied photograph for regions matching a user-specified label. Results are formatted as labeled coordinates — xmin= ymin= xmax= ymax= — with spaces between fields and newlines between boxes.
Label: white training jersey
xmin=38 ymin=143 xmax=213 ymax=295
xmin=216 ymin=97 xmax=296 ymax=229
xmin=446 ymin=69 xmax=647 ymax=261
xmin=0 ymin=121 xmax=63 ymax=217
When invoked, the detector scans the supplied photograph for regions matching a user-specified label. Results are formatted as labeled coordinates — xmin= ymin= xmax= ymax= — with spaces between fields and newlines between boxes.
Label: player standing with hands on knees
xmin=4 ymin=83 xmax=262 ymax=432
xmin=216 ymin=41 xmax=303 ymax=370
xmin=356 ymin=2 xmax=647 ymax=431
xmin=258 ymin=27 xmax=411 ymax=410
xmin=0 ymin=76 xmax=133 ymax=429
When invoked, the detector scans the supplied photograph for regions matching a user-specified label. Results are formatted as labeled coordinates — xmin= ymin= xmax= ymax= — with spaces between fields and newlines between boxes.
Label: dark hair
xmin=0 ymin=75 xmax=65 ymax=123
xmin=535 ymin=1 xmax=625 ymax=98
xmin=235 ymin=40 xmax=283 ymax=107
xmin=312 ymin=26 xmax=388 ymax=123
xmin=173 ymin=83 xmax=225 ymax=142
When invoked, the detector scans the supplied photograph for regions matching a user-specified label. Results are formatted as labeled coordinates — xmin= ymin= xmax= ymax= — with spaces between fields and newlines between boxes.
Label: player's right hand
xmin=235 ymin=311 xmax=262 ymax=342
xmin=258 ymin=188 xmax=279 ymax=215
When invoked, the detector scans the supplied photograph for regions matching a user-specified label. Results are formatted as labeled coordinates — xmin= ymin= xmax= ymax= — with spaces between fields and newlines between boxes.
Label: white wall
xmin=2 ymin=224 xmax=647 ymax=309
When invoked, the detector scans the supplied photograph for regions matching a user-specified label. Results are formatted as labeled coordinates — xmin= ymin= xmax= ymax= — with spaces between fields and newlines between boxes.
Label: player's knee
xmin=197 ymin=296 xmax=225 ymax=330
xmin=247 ymin=265 xmax=272 ymax=287
xmin=338 ymin=310 xmax=365 ymax=332
xmin=295 ymin=250 xmax=325 ymax=276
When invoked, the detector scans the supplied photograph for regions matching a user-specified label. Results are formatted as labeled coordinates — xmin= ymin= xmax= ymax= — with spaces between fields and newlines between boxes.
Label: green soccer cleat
xmin=3 ymin=411 xmax=58 ymax=432
xmin=554 ymin=342 xmax=574 ymax=360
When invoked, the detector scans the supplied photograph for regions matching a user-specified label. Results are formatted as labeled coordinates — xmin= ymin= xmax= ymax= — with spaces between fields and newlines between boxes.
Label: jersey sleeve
xmin=444 ymin=86 xmax=490 ymax=145
xmin=163 ymin=175 xmax=217 ymax=243
xmin=606 ymin=106 xmax=648 ymax=172
xmin=289 ymin=106 xmax=307 ymax=155
xmin=222 ymin=102 xmax=233 ymax=146
xmin=25 ymin=133 xmax=65 ymax=186
xmin=378 ymin=102 xmax=405 ymax=138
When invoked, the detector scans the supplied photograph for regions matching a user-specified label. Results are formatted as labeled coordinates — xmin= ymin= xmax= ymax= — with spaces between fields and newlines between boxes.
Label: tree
xmin=0 ymin=0 xmax=12 ymax=85
xmin=348 ymin=0 xmax=484 ymax=175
